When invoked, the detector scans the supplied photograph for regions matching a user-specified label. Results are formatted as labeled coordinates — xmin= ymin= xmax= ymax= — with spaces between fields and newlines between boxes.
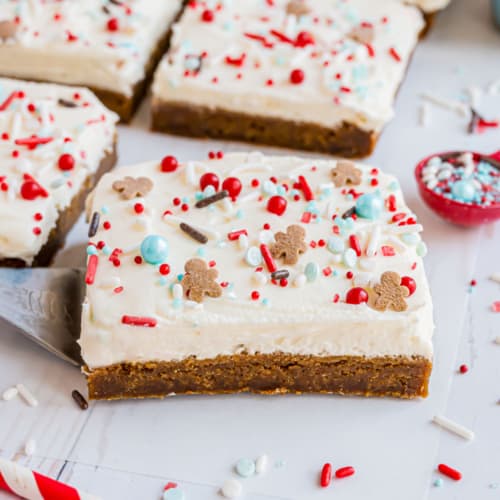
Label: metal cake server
xmin=0 ymin=268 xmax=85 ymax=366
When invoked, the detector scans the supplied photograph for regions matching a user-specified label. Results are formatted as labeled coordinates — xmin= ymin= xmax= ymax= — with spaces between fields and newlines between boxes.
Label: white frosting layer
xmin=152 ymin=0 xmax=424 ymax=133
xmin=0 ymin=78 xmax=118 ymax=264
xmin=0 ymin=1 xmax=183 ymax=96
xmin=80 ymin=153 xmax=434 ymax=369
xmin=405 ymin=0 xmax=451 ymax=13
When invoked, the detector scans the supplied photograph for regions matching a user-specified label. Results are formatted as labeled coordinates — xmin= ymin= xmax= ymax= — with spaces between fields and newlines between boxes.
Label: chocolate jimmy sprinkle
xmin=102 ymin=5 xmax=111 ymax=14
xmin=467 ymin=108 xmax=482 ymax=134
xmin=180 ymin=222 xmax=208 ymax=244
xmin=58 ymin=98 xmax=77 ymax=108
xmin=342 ymin=206 xmax=356 ymax=219
xmin=72 ymin=389 xmax=88 ymax=410
xmin=271 ymin=269 xmax=290 ymax=280
xmin=88 ymin=211 xmax=100 ymax=238
xmin=195 ymin=190 xmax=228 ymax=208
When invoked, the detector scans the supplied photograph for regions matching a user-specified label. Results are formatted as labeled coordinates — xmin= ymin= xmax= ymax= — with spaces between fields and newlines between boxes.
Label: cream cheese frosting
xmin=152 ymin=0 xmax=424 ymax=133
xmin=0 ymin=0 xmax=183 ymax=96
xmin=405 ymin=0 xmax=451 ymax=14
xmin=0 ymin=78 xmax=118 ymax=264
xmin=80 ymin=153 xmax=434 ymax=369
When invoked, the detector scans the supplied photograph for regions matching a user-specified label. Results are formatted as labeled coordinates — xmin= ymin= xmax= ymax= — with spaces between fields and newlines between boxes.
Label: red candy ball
xmin=20 ymin=180 xmax=42 ymax=200
xmin=201 ymin=9 xmax=214 ymax=22
xmin=161 ymin=155 xmax=178 ymax=172
xmin=200 ymin=172 xmax=220 ymax=191
xmin=267 ymin=195 xmax=287 ymax=216
xmin=295 ymin=31 xmax=314 ymax=47
xmin=58 ymin=153 xmax=75 ymax=171
xmin=107 ymin=18 xmax=119 ymax=32
xmin=400 ymin=276 xmax=417 ymax=296
xmin=345 ymin=287 xmax=369 ymax=305
xmin=290 ymin=69 xmax=305 ymax=84
xmin=222 ymin=177 xmax=242 ymax=200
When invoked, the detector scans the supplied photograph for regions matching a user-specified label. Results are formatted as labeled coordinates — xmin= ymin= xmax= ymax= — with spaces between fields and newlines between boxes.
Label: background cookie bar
xmin=0 ymin=78 xmax=118 ymax=267
xmin=80 ymin=152 xmax=433 ymax=400
xmin=0 ymin=0 xmax=184 ymax=121
xmin=152 ymin=0 xmax=424 ymax=157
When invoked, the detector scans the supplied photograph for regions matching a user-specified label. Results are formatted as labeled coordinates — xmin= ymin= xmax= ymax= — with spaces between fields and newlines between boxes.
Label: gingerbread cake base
xmin=91 ymin=22 xmax=176 ymax=122
xmin=86 ymin=353 xmax=432 ymax=400
xmin=0 ymin=143 xmax=117 ymax=268
xmin=151 ymin=101 xmax=377 ymax=158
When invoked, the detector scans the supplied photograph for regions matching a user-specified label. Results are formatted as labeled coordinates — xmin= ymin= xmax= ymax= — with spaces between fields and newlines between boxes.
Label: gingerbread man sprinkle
xmin=112 ymin=176 xmax=153 ymax=200
xmin=372 ymin=271 xmax=409 ymax=312
xmin=286 ymin=1 xmax=311 ymax=17
xmin=347 ymin=25 xmax=375 ymax=45
xmin=331 ymin=160 xmax=362 ymax=188
xmin=181 ymin=258 xmax=222 ymax=303
xmin=270 ymin=225 xmax=307 ymax=265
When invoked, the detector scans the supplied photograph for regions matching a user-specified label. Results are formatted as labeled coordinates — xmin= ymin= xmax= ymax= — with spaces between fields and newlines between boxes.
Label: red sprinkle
xmin=260 ymin=244 xmax=277 ymax=272
xmin=107 ymin=18 xmax=119 ymax=31
xmin=387 ymin=194 xmax=397 ymax=212
xmin=349 ymin=235 xmax=362 ymax=257
xmin=251 ymin=290 xmax=260 ymax=301
xmin=161 ymin=155 xmax=178 ymax=172
xmin=335 ymin=466 xmax=355 ymax=479
xmin=85 ymin=254 xmax=98 ymax=285
xmin=121 ymin=315 xmax=157 ymax=328
xmin=437 ymin=464 xmax=462 ymax=481
xmin=389 ymin=47 xmax=401 ymax=62
xmin=459 ymin=364 xmax=468 ymax=374
xmin=290 ymin=68 xmax=305 ymax=84
xmin=298 ymin=175 xmax=314 ymax=201
xmin=0 ymin=91 xmax=23 ymax=111
xmin=134 ymin=203 xmax=144 ymax=214
xmin=320 ymin=463 xmax=332 ymax=488
xmin=15 ymin=136 xmax=53 ymax=149
xmin=228 ymin=229 xmax=248 ymax=241
xmin=381 ymin=245 xmax=395 ymax=257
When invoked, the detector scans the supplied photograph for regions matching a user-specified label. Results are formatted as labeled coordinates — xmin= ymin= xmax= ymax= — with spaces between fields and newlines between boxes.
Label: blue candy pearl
xmin=140 ymin=235 xmax=169 ymax=264
xmin=355 ymin=193 xmax=383 ymax=219
xmin=451 ymin=179 xmax=476 ymax=202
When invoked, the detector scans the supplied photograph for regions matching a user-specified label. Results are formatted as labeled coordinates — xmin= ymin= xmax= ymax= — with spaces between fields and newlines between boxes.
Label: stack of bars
xmin=80 ymin=153 xmax=434 ymax=400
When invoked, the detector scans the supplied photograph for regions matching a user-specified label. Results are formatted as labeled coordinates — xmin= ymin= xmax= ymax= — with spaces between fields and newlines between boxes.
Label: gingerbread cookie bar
xmin=80 ymin=152 xmax=433 ymax=400
xmin=0 ymin=78 xmax=118 ymax=267
xmin=151 ymin=0 xmax=424 ymax=157
xmin=0 ymin=1 xmax=184 ymax=121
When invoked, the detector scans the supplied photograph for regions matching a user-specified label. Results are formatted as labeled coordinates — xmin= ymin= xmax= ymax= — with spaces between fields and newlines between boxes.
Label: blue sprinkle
xmin=262 ymin=298 xmax=271 ymax=307
xmin=86 ymin=245 xmax=98 ymax=255
xmin=177 ymin=274 xmax=184 ymax=281
xmin=197 ymin=247 xmax=207 ymax=257
xmin=102 ymin=246 xmax=112 ymax=256
xmin=163 ymin=488 xmax=185 ymax=500
xmin=304 ymin=262 xmax=319 ymax=282
xmin=100 ymin=206 xmax=109 ymax=215
xmin=236 ymin=458 xmax=256 ymax=478
xmin=433 ymin=478 xmax=443 ymax=487
xmin=158 ymin=277 xmax=168 ymax=286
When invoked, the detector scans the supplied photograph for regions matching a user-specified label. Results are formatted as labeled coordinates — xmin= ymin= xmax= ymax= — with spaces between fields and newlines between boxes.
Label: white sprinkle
xmin=466 ymin=86 xmax=481 ymax=108
xmin=221 ymin=478 xmax=242 ymax=499
xmin=494 ymin=336 xmax=500 ymax=345
xmin=172 ymin=284 xmax=183 ymax=300
xmin=2 ymin=387 xmax=18 ymax=401
xmin=487 ymin=78 xmax=500 ymax=95
xmin=230 ymin=162 xmax=272 ymax=176
xmin=432 ymin=415 xmax=474 ymax=441
xmin=420 ymin=92 xmax=469 ymax=117
xmin=24 ymin=439 xmax=36 ymax=456
xmin=237 ymin=190 xmax=260 ymax=205
xmin=426 ymin=179 xmax=438 ymax=190
xmin=366 ymin=226 xmax=381 ymax=257
xmin=238 ymin=234 xmax=248 ymax=250
xmin=294 ymin=274 xmax=306 ymax=288
xmin=490 ymin=273 xmax=500 ymax=284
xmin=252 ymin=272 xmax=267 ymax=286
xmin=255 ymin=454 xmax=268 ymax=474
xmin=388 ymin=224 xmax=423 ymax=235
xmin=185 ymin=161 xmax=207 ymax=186
xmin=259 ymin=230 xmax=275 ymax=245
xmin=16 ymin=384 xmax=38 ymax=407
xmin=359 ymin=258 xmax=376 ymax=271
xmin=419 ymin=102 xmax=430 ymax=127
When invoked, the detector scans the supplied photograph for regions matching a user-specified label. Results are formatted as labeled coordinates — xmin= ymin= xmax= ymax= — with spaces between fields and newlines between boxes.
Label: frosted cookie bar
xmin=81 ymin=152 xmax=433 ymax=400
xmin=0 ymin=78 xmax=118 ymax=266
xmin=152 ymin=0 xmax=424 ymax=157
xmin=0 ymin=1 xmax=184 ymax=121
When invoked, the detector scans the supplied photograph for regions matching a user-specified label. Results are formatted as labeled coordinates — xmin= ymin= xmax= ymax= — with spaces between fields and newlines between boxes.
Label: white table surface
xmin=1 ymin=1 xmax=500 ymax=499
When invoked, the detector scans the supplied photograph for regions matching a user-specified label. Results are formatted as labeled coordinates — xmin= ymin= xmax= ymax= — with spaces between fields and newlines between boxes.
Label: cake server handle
xmin=0 ymin=268 xmax=85 ymax=366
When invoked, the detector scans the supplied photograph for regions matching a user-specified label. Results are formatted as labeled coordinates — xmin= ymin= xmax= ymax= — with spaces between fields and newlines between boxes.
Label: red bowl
xmin=415 ymin=150 xmax=500 ymax=227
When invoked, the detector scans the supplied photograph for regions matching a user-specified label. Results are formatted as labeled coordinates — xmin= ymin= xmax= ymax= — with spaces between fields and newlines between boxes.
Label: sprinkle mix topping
xmin=0 ymin=78 xmax=117 ymax=263
xmin=84 ymin=153 xmax=428 ymax=329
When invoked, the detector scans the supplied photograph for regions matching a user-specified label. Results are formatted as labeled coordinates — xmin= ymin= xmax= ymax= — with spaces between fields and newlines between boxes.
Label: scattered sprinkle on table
xmin=255 ymin=454 xmax=268 ymax=474
xmin=71 ymin=389 xmax=89 ymax=410
xmin=335 ymin=466 xmax=355 ymax=479
xmin=432 ymin=415 xmax=474 ymax=441
xmin=2 ymin=387 xmax=18 ymax=401
xmin=459 ymin=364 xmax=468 ymax=374
xmin=438 ymin=463 xmax=462 ymax=481
xmin=16 ymin=383 xmax=38 ymax=407
xmin=320 ymin=463 xmax=332 ymax=487
xmin=221 ymin=478 xmax=242 ymax=498
xmin=24 ymin=439 xmax=36 ymax=457
xmin=235 ymin=458 xmax=255 ymax=478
